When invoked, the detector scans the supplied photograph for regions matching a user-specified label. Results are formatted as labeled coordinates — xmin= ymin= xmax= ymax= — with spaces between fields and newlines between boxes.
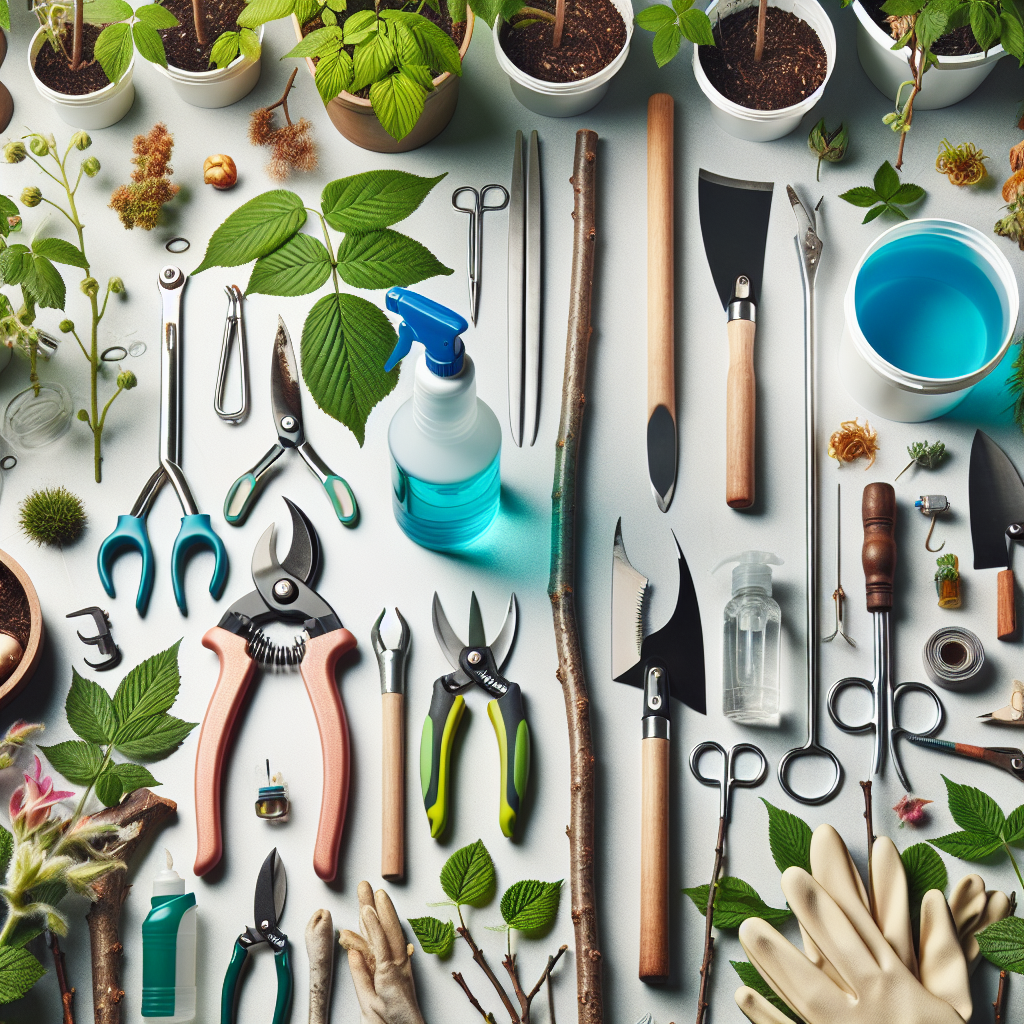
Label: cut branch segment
xmin=547 ymin=128 xmax=602 ymax=1024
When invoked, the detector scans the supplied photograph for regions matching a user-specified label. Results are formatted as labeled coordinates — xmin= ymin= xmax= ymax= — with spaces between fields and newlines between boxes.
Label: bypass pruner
xmin=420 ymin=592 xmax=529 ymax=839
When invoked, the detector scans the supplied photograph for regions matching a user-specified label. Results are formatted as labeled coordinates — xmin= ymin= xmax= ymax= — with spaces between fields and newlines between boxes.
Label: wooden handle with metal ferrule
xmin=381 ymin=692 xmax=404 ymax=881
xmin=862 ymin=482 xmax=897 ymax=612
xmin=998 ymin=568 xmax=1016 ymax=640
xmin=726 ymin=318 xmax=756 ymax=508
xmin=194 ymin=626 xmax=258 ymax=878
xmin=647 ymin=94 xmax=674 ymax=424
xmin=639 ymin=735 xmax=670 ymax=983
xmin=300 ymin=628 xmax=357 ymax=882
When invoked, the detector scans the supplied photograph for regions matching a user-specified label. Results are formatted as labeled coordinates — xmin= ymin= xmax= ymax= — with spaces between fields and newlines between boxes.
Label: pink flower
xmin=893 ymin=794 xmax=933 ymax=827
xmin=9 ymin=756 xmax=74 ymax=831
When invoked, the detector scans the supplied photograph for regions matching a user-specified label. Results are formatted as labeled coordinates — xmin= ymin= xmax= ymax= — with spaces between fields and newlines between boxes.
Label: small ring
xmin=101 ymin=345 xmax=128 ymax=362
xmin=0 ymin=455 xmax=17 ymax=470
xmin=165 ymin=237 xmax=190 ymax=253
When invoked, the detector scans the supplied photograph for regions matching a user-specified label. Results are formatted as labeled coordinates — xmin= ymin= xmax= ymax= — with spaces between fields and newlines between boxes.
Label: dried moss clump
xmin=18 ymin=486 xmax=87 ymax=546
xmin=248 ymin=70 xmax=318 ymax=183
xmin=109 ymin=123 xmax=180 ymax=230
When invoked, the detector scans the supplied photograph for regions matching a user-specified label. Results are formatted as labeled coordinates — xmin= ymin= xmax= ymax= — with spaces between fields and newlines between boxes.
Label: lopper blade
xmin=254 ymin=848 xmax=287 ymax=934
xmin=271 ymin=318 xmax=305 ymax=449
xmin=279 ymin=497 xmax=320 ymax=584
xmin=611 ymin=519 xmax=649 ymax=683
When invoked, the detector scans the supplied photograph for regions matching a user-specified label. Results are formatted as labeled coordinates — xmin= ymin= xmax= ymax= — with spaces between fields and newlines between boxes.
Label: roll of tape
xmin=922 ymin=627 xmax=985 ymax=688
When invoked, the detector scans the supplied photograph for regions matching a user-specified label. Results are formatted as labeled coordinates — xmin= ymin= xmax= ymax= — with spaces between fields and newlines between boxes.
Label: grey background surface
xmin=1 ymin=5 xmax=1023 ymax=1022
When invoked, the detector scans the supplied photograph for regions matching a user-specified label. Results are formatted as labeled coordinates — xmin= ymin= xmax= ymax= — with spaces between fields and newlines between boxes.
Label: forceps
xmin=452 ymin=184 xmax=509 ymax=326
xmin=214 ymin=285 xmax=249 ymax=423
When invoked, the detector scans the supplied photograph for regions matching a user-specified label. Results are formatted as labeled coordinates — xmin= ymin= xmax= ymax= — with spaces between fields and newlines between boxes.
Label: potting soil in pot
xmin=33 ymin=23 xmax=110 ymax=95
xmin=497 ymin=0 xmax=626 ymax=83
xmin=158 ymin=0 xmax=247 ymax=71
xmin=698 ymin=7 xmax=826 ymax=110
xmin=860 ymin=0 xmax=981 ymax=55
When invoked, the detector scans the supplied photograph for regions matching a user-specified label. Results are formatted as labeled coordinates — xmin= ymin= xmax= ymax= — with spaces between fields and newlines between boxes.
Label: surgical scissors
xmin=452 ymin=184 xmax=509 ymax=326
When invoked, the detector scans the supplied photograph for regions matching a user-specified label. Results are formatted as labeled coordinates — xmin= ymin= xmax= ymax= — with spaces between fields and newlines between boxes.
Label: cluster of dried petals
xmin=131 ymin=122 xmax=174 ymax=182
xmin=886 ymin=12 xmax=915 ymax=38
xmin=828 ymin=418 xmax=879 ymax=469
xmin=249 ymin=107 xmax=318 ymax=182
xmin=109 ymin=123 xmax=180 ymax=230
xmin=893 ymin=794 xmax=932 ymax=826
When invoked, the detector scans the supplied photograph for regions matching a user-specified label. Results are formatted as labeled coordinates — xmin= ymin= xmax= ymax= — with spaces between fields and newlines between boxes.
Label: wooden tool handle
xmin=194 ymin=627 xmax=258 ymax=877
xmin=639 ymin=736 xmax=670 ymax=983
xmin=381 ymin=692 xmax=405 ymax=881
xmin=998 ymin=568 xmax=1016 ymax=640
xmin=862 ymin=482 xmax=897 ymax=612
xmin=726 ymin=318 xmax=756 ymax=509
xmin=300 ymin=629 xmax=357 ymax=882
xmin=647 ymin=93 xmax=675 ymax=422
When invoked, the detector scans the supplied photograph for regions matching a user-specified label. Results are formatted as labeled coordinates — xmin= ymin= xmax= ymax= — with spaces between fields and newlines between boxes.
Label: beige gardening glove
xmin=948 ymin=873 xmax=1012 ymax=970
xmin=339 ymin=881 xmax=426 ymax=1024
xmin=735 ymin=824 xmax=972 ymax=1024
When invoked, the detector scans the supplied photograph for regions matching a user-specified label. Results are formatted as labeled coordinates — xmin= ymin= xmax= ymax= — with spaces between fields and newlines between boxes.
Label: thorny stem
xmin=696 ymin=815 xmax=726 ymax=1024
xmin=49 ymin=930 xmax=76 ymax=1024
xmin=894 ymin=31 xmax=924 ymax=170
xmin=266 ymin=68 xmax=299 ymax=125
xmin=861 ymin=781 xmax=875 ymax=917
xmin=993 ymin=969 xmax=1008 ymax=1024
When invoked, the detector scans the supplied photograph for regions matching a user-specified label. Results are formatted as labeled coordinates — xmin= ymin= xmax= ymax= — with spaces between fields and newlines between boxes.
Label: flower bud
xmin=20 ymin=187 xmax=42 ymax=208
xmin=58 ymin=319 xmax=74 ymax=333
xmin=70 ymin=131 xmax=91 ymax=151
xmin=107 ymin=276 xmax=124 ymax=294
xmin=28 ymin=135 xmax=49 ymax=157
xmin=7 ymin=216 xmax=20 ymax=231
xmin=882 ymin=112 xmax=897 ymax=125
xmin=81 ymin=156 xmax=100 ymax=177
xmin=80 ymin=277 xmax=99 ymax=297
xmin=77 ymin=409 xmax=89 ymax=422
xmin=116 ymin=370 xmax=137 ymax=390
xmin=3 ymin=141 xmax=26 ymax=163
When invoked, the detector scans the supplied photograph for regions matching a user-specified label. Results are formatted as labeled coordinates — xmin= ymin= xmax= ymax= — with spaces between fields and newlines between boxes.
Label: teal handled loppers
xmin=221 ymin=848 xmax=291 ymax=1024
xmin=97 ymin=266 xmax=228 ymax=616
xmin=223 ymin=317 xmax=357 ymax=528
xmin=420 ymin=592 xmax=529 ymax=839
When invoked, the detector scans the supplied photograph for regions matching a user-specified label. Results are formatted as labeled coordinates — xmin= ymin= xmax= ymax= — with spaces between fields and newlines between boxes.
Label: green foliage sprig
xmin=0 ymin=194 xmax=49 ymax=388
xmin=86 ymin=0 xmax=179 ymax=83
xmin=896 ymin=439 xmax=946 ymax=480
xmin=18 ymin=486 xmax=87 ymax=546
xmin=634 ymin=0 xmax=715 ymax=66
xmin=934 ymin=552 xmax=959 ymax=582
xmin=840 ymin=161 xmax=925 ymax=223
xmin=808 ymin=119 xmax=849 ymax=181
xmin=193 ymin=169 xmax=451 ymax=444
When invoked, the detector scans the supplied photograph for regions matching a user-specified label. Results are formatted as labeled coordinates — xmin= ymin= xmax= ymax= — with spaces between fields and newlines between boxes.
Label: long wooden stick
xmin=695 ymin=815 xmax=725 ymax=1024
xmin=49 ymin=930 xmax=76 ymax=1024
xmin=548 ymin=129 xmax=602 ymax=1024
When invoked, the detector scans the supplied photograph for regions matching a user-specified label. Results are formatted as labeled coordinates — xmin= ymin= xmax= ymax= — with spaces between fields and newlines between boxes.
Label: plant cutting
xmin=807 ymin=118 xmax=848 ymax=179
xmin=193 ymin=169 xmax=451 ymax=444
xmin=839 ymin=160 xmax=925 ymax=222
xmin=896 ymin=438 xmax=946 ymax=479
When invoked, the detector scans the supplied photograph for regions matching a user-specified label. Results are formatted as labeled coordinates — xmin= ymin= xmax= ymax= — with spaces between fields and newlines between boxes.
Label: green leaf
xmin=840 ymin=185 xmax=881 ymax=208
xmin=194 ymin=191 xmax=306 ymax=274
xmin=873 ymin=159 xmax=901 ymax=199
xmin=314 ymin=48 xmax=355 ymax=103
xmin=112 ymin=642 xmax=181 ymax=729
xmin=916 ymin=2 xmax=949 ymax=47
xmin=672 ymin=0 xmax=694 ymax=12
xmin=31 ymin=237 xmax=88 ymax=269
xmin=300 ymin=292 xmax=399 ymax=446
xmin=761 ymin=799 xmax=812 ymax=874
xmin=135 ymin=3 xmax=178 ymax=27
xmin=112 ymin=713 xmax=196 ymax=760
xmin=383 ymin=10 xmax=462 ymax=74
xmin=1001 ymin=7 xmax=1024 ymax=62
xmin=132 ymin=21 xmax=169 ymax=66
xmin=0 ymin=196 xmax=17 ymax=238
xmin=0 ymin=0 xmax=10 ymax=29
xmin=322 ymin=8 xmax=337 ymax=25
xmin=24 ymin=255 xmax=65 ymax=310
xmin=0 ymin=244 xmax=31 ymax=285
xmin=39 ymin=740 xmax=102 ymax=786
xmin=239 ymin=27 xmax=261 ymax=60
xmin=321 ymin=170 xmax=447 ymax=232
xmin=0 ymin=947 xmax=46 ymax=1003
xmin=446 ymin=0 xmax=466 ymax=23
xmin=863 ymin=203 xmax=889 ymax=223
xmin=401 ymin=63 xmax=435 ymax=90
xmin=352 ymin=29 xmax=397 ymax=91
xmin=652 ymin=23 xmax=683 ymax=65
xmin=678 ymin=7 xmax=715 ymax=44
xmin=336 ymin=228 xmax=452 ymax=289
xmin=236 ymin=0 xmax=294 ymax=27
xmin=682 ymin=876 xmax=792 ymax=929
xmin=94 ymin=21 xmax=134 ymax=83
xmin=0 ymin=824 xmax=12 ymax=880
xmin=293 ymin=0 xmax=317 ymax=20
xmin=880 ymin=0 xmax=920 ymax=14
xmin=111 ymin=762 xmax=160 ymax=793
xmin=942 ymin=775 xmax=1006 ymax=838
xmin=971 ymin=0 xmax=1001 ymax=48
xmin=890 ymin=182 xmax=925 ymax=205
xmin=66 ymin=669 xmax=117 ymax=744
xmin=94 ymin=767 xmax=123 ymax=808
xmin=1005 ymin=804 xmax=1024 ymax=844
xmin=929 ymin=830 xmax=1004 ymax=861
xmin=209 ymin=31 xmax=241 ymax=69
xmin=976 ymin=916 xmax=1024 ymax=973
xmin=440 ymin=839 xmax=496 ymax=907
xmin=500 ymin=880 xmax=562 ymax=932
xmin=284 ymin=24 xmax=344 ymax=57
xmin=408 ymin=915 xmax=455 ymax=955
xmin=731 ymin=961 xmax=800 ymax=1021
xmin=83 ymin=0 xmax=133 ymax=23
xmin=900 ymin=843 xmax=947 ymax=920
xmin=466 ymin=0 xmax=500 ymax=25
xmin=343 ymin=8 xmax=378 ymax=43
xmin=247 ymin=233 xmax=333 ymax=297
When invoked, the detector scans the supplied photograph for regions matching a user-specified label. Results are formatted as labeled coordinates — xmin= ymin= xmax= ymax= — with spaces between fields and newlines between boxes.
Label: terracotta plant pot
xmin=292 ymin=10 xmax=474 ymax=153
xmin=0 ymin=549 xmax=44 ymax=711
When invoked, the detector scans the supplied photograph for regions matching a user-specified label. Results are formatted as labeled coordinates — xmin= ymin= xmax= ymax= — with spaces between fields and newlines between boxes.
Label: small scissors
xmin=690 ymin=741 xmax=769 ymax=826
xmin=452 ymin=184 xmax=509 ymax=326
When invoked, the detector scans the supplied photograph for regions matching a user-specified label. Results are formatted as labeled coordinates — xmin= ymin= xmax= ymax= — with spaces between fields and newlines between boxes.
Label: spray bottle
xmin=142 ymin=851 xmax=197 ymax=1023
xmin=383 ymin=288 xmax=501 ymax=551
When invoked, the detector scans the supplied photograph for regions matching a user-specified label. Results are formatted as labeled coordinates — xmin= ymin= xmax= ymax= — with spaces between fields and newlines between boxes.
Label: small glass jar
xmin=2 ymin=381 xmax=73 ymax=452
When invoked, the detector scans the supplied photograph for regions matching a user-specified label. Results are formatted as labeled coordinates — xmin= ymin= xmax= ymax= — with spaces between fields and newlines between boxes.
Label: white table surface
xmin=1 ymin=7 xmax=1024 ymax=1022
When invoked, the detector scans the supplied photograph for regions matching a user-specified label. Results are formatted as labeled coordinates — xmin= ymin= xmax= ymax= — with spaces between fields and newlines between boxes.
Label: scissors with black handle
xmin=452 ymin=184 xmax=509 ymax=326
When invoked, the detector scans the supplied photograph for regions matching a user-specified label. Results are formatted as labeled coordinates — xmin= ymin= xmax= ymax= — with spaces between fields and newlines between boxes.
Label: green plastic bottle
xmin=142 ymin=851 xmax=196 ymax=1022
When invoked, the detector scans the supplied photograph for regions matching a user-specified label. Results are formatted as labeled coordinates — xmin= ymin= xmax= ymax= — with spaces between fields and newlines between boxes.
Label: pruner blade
xmin=787 ymin=185 xmax=823 ymax=284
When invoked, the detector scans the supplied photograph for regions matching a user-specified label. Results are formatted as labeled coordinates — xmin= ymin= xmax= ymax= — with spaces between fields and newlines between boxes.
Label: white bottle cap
xmin=152 ymin=849 xmax=185 ymax=897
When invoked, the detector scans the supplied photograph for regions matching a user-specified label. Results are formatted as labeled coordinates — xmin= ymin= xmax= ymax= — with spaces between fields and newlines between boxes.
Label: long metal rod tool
xmin=778 ymin=188 xmax=842 ymax=805
xmin=824 ymin=483 xmax=855 ymax=645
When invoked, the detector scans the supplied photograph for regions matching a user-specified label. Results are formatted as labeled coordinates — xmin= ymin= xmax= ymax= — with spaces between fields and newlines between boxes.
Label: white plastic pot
xmin=151 ymin=26 xmax=263 ymax=108
xmin=838 ymin=219 xmax=1018 ymax=423
xmin=492 ymin=0 xmax=633 ymax=117
xmin=693 ymin=0 xmax=835 ymax=141
xmin=28 ymin=27 xmax=134 ymax=129
xmin=852 ymin=0 xmax=1004 ymax=109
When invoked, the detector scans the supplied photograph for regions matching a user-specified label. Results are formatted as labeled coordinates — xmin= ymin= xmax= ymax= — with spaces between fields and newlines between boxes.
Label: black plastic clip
xmin=66 ymin=607 xmax=122 ymax=672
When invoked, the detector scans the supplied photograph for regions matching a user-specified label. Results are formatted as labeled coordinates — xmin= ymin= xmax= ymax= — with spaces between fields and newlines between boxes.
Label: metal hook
xmin=916 ymin=495 xmax=949 ymax=553
xmin=823 ymin=483 xmax=855 ymax=646
xmin=214 ymin=285 xmax=250 ymax=424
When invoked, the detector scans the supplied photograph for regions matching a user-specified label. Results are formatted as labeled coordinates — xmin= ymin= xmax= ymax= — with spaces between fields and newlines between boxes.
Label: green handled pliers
xmin=420 ymin=592 xmax=530 ymax=839
xmin=221 ymin=848 xmax=291 ymax=1024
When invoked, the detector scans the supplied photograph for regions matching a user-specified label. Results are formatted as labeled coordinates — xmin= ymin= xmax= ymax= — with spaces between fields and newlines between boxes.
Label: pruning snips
xmin=221 ymin=848 xmax=291 ymax=1024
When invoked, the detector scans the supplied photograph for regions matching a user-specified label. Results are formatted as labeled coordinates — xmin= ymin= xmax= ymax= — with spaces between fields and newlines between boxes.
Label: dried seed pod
xmin=828 ymin=418 xmax=879 ymax=469
xmin=935 ymin=139 xmax=987 ymax=186
xmin=204 ymin=154 xmax=238 ymax=190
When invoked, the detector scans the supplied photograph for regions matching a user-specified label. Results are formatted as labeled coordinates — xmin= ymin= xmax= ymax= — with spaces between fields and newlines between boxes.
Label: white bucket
xmin=492 ymin=0 xmax=633 ymax=117
xmin=838 ymin=219 xmax=1018 ymax=423
xmin=150 ymin=26 xmax=263 ymax=108
xmin=852 ymin=0 xmax=1004 ymax=110
xmin=693 ymin=0 xmax=835 ymax=141
xmin=28 ymin=27 xmax=135 ymax=129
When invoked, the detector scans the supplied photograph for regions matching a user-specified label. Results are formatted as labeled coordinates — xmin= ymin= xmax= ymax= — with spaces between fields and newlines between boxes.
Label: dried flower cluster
xmin=892 ymin=794 xmax=932 ymax=827
xmin=995 ymin=139 xmax=1024 ymax=249
xmin=828 ymin=418 xmax=879 ymax=469
xmin=248 ymin=70 xmax=318 ymax=182
xmin=936 ymin=139 xmax=987 ymax=186
xmin=109 ymin=123 xmax=180 ymax=231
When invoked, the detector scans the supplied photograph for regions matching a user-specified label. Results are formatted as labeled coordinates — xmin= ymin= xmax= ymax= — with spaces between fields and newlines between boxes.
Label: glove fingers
xmin=947 ymin=875 xmax=1011 ymax=972
xmin=870 ymin=836 xmax=918 ymax=975
xmin=373 ymin=888 xmax=408 ymax=966
xmin=919 ymin=889 xmax=972 ymax=1020
xmin=734 ymin=985 xmax=796 ymax=1024
xmin=358 ymin=879 xmax=376 ymax=913
xmin=797 ymin=920 xmax=853 ymax=995
xmin=361 ymin=903 xmax=391 ymax=966
xmin=347 ymin=946 xmax=378 ymax=1005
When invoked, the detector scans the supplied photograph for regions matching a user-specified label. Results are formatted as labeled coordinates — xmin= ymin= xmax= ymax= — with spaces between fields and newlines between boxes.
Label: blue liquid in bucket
xmin=855 ymin=233 xmax=1004 ymax=379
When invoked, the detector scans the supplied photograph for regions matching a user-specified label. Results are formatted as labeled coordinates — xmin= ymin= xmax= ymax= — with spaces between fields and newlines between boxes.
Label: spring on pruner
xmin=244 ymin=624 xmax=306 ymax=667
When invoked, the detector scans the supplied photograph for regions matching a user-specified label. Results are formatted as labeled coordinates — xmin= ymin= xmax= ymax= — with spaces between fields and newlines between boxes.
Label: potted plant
xmin=280 ymin=0 xmax=473 ymax=152
xmin=636 ymin=0 xmax=834 ymax=140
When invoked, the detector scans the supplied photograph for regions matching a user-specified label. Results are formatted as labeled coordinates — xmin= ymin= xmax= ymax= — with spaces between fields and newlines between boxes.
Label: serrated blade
xmin=612 ymin=518 xmax=648 ymax=682
xmin=970 ymin=429 xmax=1024 ymax=570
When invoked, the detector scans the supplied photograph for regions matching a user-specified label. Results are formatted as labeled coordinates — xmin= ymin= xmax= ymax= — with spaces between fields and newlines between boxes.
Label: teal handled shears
xmin=97 ymin=266 xmax=228 ymax=616
xmin=223 ymin=317 xmax=357 ymax=528
xmin=222 ymin=848 xmax=291 ymax=1024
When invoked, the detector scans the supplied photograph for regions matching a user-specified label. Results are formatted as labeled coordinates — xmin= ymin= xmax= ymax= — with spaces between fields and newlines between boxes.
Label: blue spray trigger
xmin=384 ymin=288 xmax=468 ymax=378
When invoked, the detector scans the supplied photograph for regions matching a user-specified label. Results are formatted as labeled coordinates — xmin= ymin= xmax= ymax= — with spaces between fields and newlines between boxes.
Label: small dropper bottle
xmin=141 ymin=851 xmax=197 ymax=1023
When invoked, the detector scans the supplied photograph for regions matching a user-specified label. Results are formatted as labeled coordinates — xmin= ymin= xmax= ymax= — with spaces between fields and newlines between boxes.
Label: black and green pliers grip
xmin=221 ymin=938 xmax=292 ymax=1024
xmin=420 ymin=679 xmax=466 ymax=838
xmin=487 ymin=682 xmax=530 ymax=837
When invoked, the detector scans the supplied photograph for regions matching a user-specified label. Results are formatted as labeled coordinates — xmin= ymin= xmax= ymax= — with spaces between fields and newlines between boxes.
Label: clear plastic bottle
xmin=383 ymin=288 xmax=501 ymax=551
xmin=142 ymin=851 xmax=196 ymax=1023
xmin=716 ymin=552 xmax=783 ymax=725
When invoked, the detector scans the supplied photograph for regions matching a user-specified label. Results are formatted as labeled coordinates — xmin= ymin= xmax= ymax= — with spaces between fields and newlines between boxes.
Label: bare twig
xmin=548 ymin=128 xmax=602 ymax=1024
xmin=894 ymin=32 xmax=924 ymax=170
xmin=458 ymin=926 xmax=521 ymax=1023
xmin=503 ymin=954 xmax=530 ymax=1020
xmin=526 ymin=945 xmax=567 ymax=1002
xmin=861 ymin=780 xmax=875 ymax=918
xmin=552 ymin=0 xmax=565 ymax=47
xmin=266 ymin=68 xmax=299 ymax=126
xmin=547 ymin=970 xmax=556 ymax=1024
xmin=454 ymin=971 xmax=495 ymax=1022
xmin=49 ymin=930 xmax=76 ymax=1024
xmin=696 ymin=815 xmax=726 ymax=1024
xmin=993 ymin=969 xmax=1008 ymax=1024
